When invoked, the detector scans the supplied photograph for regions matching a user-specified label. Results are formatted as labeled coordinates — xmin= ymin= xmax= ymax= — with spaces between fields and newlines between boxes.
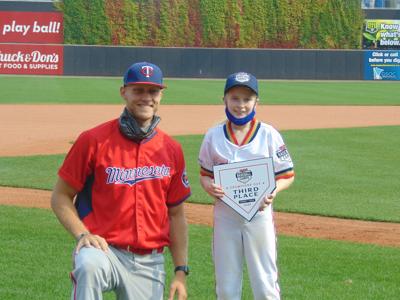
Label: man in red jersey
xmin=51 ymin=62 xmax=191 ymax=300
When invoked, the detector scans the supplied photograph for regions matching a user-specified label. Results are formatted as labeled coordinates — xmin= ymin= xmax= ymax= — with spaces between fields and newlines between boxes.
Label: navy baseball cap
xmin=123 ymin=62 xmax=166 ymax=88
xmin=224 ymin=72 xmax=258 ymax=95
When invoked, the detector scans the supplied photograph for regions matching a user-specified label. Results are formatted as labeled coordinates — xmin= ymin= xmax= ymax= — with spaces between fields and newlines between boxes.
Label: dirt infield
xmin=1 ymin=187 xmax=400 ymax=247
xmin=1 ymin=104 xmax=400 ymax=247
xmin=1 ymin=104 xmax=400 ymax=156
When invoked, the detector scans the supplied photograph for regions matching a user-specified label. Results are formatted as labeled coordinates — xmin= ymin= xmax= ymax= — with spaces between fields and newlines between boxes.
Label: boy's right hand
xmin=200 ymin=175 xmax=225 ymax=199
xmin=200 ymin=176 xmax=224 ymax=199
xmin=206 ymin=183 xmax=225 ymax=199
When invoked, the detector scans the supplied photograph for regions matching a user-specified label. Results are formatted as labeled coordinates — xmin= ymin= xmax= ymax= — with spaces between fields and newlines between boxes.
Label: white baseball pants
xmin=213 ymin=200 xmax=280 ymax=300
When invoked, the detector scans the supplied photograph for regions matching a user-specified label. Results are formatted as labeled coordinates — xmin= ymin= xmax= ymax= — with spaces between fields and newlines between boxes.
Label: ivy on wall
xmin=55 ymin=0 xmax=364 ymax=49
xmin=56 ymin=0 xmax=111 ymax=44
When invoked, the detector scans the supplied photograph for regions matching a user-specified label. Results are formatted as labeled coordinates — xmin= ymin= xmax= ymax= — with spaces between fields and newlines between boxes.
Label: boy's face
xmin=224 ymin=86 xmax=258 ymax=119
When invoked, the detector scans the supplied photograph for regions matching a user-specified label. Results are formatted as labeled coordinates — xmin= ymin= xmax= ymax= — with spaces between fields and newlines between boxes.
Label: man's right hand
xmin=75 ymin=233 xmax=109 ymax=253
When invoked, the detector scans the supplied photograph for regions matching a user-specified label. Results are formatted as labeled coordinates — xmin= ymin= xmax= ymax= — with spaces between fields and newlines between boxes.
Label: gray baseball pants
xmin=70 ymin=246 xmax=165 ymax=300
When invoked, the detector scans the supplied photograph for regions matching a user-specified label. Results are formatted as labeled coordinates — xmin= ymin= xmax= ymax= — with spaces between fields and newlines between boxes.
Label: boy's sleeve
xmin=198 ymin=132 xmax=214 ymax=178
xmin=269 ymin=127 xmax=295 ymax=180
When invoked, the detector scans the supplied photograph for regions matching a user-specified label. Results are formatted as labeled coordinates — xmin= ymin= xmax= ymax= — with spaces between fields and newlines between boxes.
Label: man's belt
xmin=112 ymin=244 xmax=164 ymax=255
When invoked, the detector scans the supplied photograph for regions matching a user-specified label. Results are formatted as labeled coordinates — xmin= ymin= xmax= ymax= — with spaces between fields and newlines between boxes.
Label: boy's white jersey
xmin=199 ymin=121 xmax=294 ymax=178
xmin=199 ymin=120 xmax=294 ymax=299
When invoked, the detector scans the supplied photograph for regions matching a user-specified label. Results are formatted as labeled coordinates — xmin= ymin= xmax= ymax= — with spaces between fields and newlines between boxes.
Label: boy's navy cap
xmin=224 ymin=72 xmax=258 ymax=95
xmin=123 ymin=62 xmax=166 ymax=88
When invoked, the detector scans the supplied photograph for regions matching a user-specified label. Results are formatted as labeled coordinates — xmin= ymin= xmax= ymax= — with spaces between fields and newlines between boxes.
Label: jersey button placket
xmin=137 ymin=183 xmax=143 ymax=235
xmin=133 ymin=143 xmax=141 ymax=244
xmin=136 ymin=145 xmax=144 ymax=242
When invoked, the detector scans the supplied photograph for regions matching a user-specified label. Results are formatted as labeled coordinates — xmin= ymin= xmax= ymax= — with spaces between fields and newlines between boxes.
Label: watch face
xmin=175 ymin=265 xmax=189 ymax=275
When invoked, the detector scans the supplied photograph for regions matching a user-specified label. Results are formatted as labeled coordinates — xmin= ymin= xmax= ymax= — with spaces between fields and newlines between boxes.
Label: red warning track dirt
xmin=1 ymin=104 xmax=400 ymax=247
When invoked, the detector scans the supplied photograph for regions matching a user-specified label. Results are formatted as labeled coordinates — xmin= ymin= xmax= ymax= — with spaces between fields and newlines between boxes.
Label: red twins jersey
xmin=199 ymin=119 xmax=294 ymax=179
xmin=59 ymin=119 xmax=191 ymax=249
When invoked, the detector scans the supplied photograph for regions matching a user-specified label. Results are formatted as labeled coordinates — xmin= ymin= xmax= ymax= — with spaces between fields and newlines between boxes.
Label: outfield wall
xmin=0 ymin=1 xmax=56 ymax=12
xmin=64 ymin=45 xmax=364 ymax=80
xmin=0 ymin=2 xmax=387 ymax=80
xmin=364 ymin=8 xmax=400 ymax=19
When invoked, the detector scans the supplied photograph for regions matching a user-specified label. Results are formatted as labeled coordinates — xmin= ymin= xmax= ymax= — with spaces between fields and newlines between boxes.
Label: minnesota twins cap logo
xmin=123 ymin=62 xmax=165 ymax=88
xmin=141 ymin=65 xmax=154 ymax=78
xmin=235 ymin=72 xmax=250 ymax=83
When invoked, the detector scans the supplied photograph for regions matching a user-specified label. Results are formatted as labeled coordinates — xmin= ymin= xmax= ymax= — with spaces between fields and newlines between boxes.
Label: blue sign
xmin=364 ymin=50 xmax=400 ymax=80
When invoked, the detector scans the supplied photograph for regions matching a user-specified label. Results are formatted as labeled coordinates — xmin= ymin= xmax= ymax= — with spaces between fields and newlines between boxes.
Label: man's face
xmin=223 ymin=86 xmax=258 ymax=119
xmin=120 ymin=84 xmax=163 ymax=127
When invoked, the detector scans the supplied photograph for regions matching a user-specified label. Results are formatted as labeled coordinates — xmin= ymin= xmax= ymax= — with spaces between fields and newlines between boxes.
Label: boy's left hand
xmin=259 ymin=191 xmax=277 ymax=211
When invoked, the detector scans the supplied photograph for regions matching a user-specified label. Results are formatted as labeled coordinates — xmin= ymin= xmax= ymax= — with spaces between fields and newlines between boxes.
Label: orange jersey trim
xmin=200 ymin=167 xmax=214 ymax=178
xmin=275 ymin=170 xmax=295 ymax=180
xmin=225 ymin=119 xmax=259 ymax=146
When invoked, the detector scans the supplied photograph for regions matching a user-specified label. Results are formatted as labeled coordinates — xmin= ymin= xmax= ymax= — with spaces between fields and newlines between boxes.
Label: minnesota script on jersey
xmin=213 ymin=157 xmax=276 ymax=221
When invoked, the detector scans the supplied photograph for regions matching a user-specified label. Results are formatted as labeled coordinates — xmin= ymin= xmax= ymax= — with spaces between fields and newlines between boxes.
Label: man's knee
xmin=73 ymin=248 xmax=110 ymax=283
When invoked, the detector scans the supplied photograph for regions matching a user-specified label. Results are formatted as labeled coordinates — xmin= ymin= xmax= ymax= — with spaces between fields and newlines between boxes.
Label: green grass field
xmin=1 ymin=126 xmax=399 ymax=222
xmin=0 ymin=206 xmax=399 ymax=300
xmin=1 ymin=76 xmax=399 ymax=299
xmin=1 ymin=75 xmax=400 ymax=105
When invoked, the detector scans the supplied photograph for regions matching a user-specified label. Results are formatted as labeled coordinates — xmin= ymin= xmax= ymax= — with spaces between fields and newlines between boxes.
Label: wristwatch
xmin=174 ymin=265 xmax=189 ymax=276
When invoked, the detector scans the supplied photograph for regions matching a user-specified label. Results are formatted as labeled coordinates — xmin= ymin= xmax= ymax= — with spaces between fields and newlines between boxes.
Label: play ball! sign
xmin=0 ymin=11 xmax=63 ymax=43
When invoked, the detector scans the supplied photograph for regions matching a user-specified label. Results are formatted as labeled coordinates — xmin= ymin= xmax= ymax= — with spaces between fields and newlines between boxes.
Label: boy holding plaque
xmin=198 ymin=72 xmax=295 ymax=300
